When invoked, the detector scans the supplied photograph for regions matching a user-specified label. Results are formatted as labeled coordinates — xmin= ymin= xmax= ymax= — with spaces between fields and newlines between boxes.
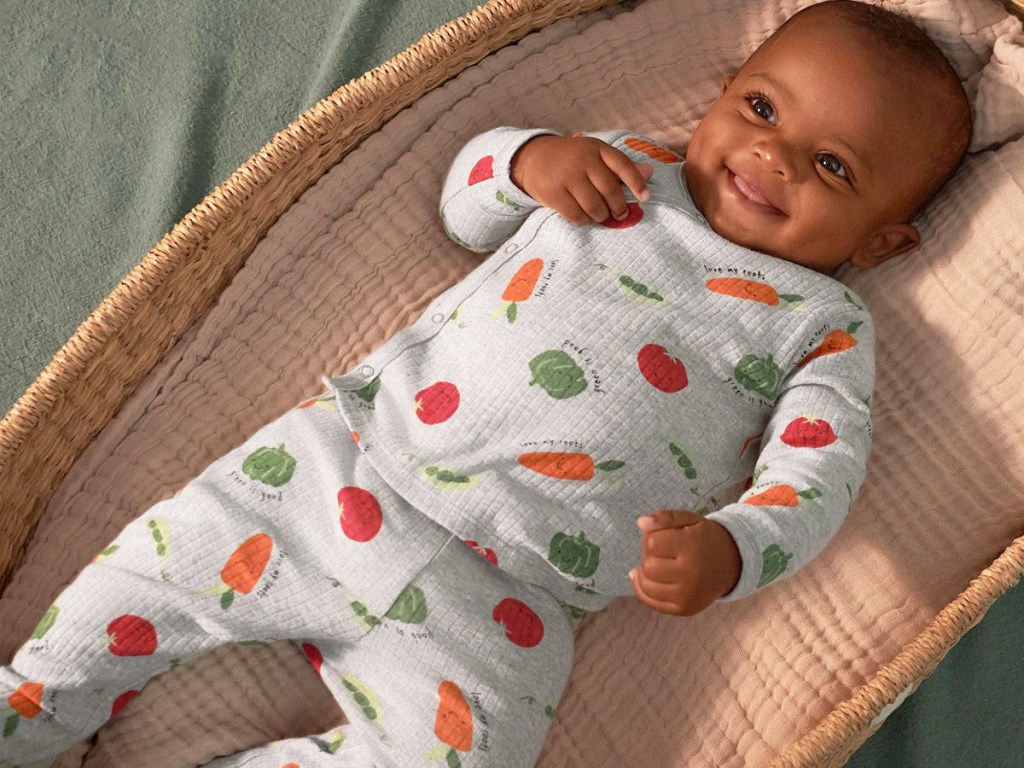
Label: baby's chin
xmin=701 ymin=214 xmax=846 ymax=273
xmin=700 ymin=208 xmax=784 ymax=258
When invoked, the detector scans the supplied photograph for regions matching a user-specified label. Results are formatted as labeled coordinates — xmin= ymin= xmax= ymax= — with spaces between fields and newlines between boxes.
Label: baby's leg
xmin=0 ymin=395 xmax=449 ymax=768
xmin=195 ymin=534 xmax=577 ymax=768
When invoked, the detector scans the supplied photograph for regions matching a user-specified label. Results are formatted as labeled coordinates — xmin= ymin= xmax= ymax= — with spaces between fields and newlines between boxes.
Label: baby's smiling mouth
xmin=726 ymin=168 xmax=786 ymax=217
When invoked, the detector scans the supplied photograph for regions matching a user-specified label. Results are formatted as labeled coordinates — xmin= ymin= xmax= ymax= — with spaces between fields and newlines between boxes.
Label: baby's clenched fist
xmin=630 ymin=509 xmax=742 ymax=616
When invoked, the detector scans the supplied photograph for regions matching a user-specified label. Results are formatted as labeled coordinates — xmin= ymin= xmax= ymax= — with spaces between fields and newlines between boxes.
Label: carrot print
xmin=503 ymin=259 xmax=544 ymax=302
xmin=205 ymin=533 xmax=274 ymax=609
xmin=435 ymin=679 xmax=473 ymax=762
xmin=706 ymin=277 xmax=779 ymax=305
xmin=492 ymin=258 xmax=544 ymax=323
xmin=744 ymin=485 xmax=800 ymax=507
xmin=517 ymin=452 xmax=624 ymax=481
xmin=744 ymin=484 xmax=823 ymax=512
xmin=706 ymin=277 xmax=805 ymax=309
xmin=624 ymin=137 xmax=681 ymax=163
xmin=4 ymin=681 xmax=43 ymax=738
xmin=297 ymin=393 xmax=337 ymax=411
xmin=797 ymin=323 xmax=862 ymax=367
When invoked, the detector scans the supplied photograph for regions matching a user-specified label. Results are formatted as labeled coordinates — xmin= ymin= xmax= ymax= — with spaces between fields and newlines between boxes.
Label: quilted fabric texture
xmin=1 ymin=0 xmax=1022 ymax=766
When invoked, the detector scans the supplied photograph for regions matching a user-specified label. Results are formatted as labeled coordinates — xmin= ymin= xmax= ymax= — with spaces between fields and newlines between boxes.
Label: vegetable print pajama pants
xmin=0 ymin=397 xmax=575 ymax=768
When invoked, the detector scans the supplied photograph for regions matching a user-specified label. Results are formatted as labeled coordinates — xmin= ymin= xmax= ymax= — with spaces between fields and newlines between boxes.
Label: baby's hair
xmin=776 ymin=1 xmax=973 ymax=219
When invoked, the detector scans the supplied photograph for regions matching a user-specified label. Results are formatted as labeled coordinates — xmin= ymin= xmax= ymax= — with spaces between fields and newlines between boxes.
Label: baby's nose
xmin=753 ymin=139 xmax=794 ymax=178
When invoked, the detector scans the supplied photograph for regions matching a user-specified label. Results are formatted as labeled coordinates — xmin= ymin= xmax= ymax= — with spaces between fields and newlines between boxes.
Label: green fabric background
xmin=0 ymin=1 xmax=1020 ymax=765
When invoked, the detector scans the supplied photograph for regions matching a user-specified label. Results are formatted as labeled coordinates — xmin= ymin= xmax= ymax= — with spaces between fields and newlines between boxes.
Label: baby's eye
xmin=816 ymin=153 xmax=848 ymax=179
xmin=746 ymin=95 xmax=777 ymax=125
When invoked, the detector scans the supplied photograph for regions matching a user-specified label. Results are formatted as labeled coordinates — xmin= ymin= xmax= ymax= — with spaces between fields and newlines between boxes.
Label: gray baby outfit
xmin=0 ymin=127 xmax=873 ymax=768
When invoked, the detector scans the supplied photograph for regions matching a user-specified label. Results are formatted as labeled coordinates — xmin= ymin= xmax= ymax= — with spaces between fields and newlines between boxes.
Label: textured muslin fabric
xmin=0 ymin=400 xmax=574 ymax=768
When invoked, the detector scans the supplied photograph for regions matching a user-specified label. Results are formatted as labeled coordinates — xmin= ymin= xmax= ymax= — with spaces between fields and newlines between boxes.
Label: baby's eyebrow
xmin=747 ymin=72 xmax=795 ymax=104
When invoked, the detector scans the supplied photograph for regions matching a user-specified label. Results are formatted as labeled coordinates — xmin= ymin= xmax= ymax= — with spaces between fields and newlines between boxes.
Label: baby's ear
xmin=849 ymin=223 xmax=920 ymax=269
xmin=720 ymin=75 xmax=735 ymax=96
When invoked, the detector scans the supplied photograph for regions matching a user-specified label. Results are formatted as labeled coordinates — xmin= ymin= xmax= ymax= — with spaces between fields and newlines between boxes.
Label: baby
xmin=0 ymin=2 xmax=970 ymax=767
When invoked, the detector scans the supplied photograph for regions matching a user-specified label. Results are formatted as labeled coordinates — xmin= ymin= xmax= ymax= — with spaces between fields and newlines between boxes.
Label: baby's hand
xmin=630 ymin=510 xmax=742 ymax=616
xmin=510 ymin=133 xmax=653 ymax=225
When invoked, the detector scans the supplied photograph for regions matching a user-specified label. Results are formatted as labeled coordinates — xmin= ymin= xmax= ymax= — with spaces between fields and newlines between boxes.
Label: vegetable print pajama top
xmin=330 ymin=126 xmax=874 ymax=611
xmin=0 ymin=127 xmax=874 ymax=768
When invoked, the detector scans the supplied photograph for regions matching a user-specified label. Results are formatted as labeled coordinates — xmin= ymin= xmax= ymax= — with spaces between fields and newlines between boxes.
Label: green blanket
xmin=1 ymin=1 xmax=1020 ymax=765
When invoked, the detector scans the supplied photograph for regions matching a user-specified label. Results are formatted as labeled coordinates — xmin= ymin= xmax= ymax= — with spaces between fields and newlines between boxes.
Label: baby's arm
xmin=439 ymin=128 xmax=651 ymax=252
xmin=632 ymin=310 xmax=875 ymax=614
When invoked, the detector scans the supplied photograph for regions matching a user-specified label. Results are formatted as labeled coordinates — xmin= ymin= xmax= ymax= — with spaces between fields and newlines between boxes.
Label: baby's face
xmin=684 ymin=12 xmax=940 ymax=272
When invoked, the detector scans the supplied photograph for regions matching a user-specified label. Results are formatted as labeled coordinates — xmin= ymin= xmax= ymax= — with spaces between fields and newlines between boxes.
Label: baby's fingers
xmin=630 ymin=568 xmax=686 ymax=616
xmin=599 ymin=144 xmax=652 ymax=203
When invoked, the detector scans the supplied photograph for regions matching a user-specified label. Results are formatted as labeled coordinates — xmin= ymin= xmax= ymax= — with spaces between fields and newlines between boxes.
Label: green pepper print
xmin=30 ymin=605 xmax=60 ymax=640
xmin=242 ymin=444 xmax=296 ymax=487
xmin=528 ymin=350 xmax=588 ymax=400
xmin=354 ymin=376 xmax=381 ymax=403
xmin=734 ymin=354 xmax=784 ymax=400
xmin=384 ymin=585 xmax=428 ymax=624
xmin=548 ymin=531 xmax=600 ymax=578
xmin=758 ymin=544 xmax=794 ymax=587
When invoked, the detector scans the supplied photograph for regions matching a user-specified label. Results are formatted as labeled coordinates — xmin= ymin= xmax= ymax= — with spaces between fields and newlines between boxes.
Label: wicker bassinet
xmin=3 ymin=0 xmax=1024 ymax=766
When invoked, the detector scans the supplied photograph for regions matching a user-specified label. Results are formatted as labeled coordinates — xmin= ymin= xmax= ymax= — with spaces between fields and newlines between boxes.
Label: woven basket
xmin=2 ymin=1 xmax=1023 ymax=765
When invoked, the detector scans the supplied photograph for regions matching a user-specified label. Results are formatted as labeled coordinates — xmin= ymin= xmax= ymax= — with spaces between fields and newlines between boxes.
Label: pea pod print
xmin=528 ymin=350 xmax=588 ymax=399
xmin=327 ymin=578 xmax=381 ymax=630
xmin=91 ymin=544 xmax=119 ymax=564
xmin=341 ymin=674 xmax=387 ymax=740
xmin=420 ymin=465 xmax=480 ymax=491
xmin=147 ymin=517 xmax=172 ymax=581
xmin=29 ymin=605 xmax=59 ymax=640
xmin=618 ymin=274 xmax=665 ymax=303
